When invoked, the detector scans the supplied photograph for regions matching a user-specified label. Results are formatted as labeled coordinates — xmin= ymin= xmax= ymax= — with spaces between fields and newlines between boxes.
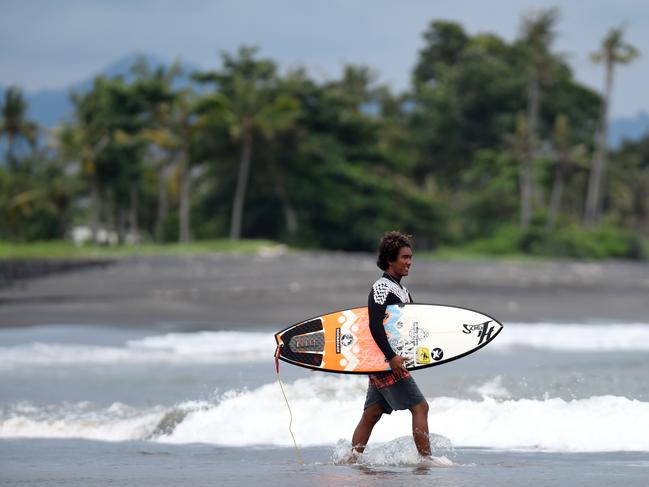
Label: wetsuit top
xmin=368 ymin=272 xmax=413 ymax=362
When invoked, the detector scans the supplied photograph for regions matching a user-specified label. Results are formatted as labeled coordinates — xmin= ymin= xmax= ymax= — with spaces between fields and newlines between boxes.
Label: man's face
xmin=388 ymin=246 xmax=412 ymax=278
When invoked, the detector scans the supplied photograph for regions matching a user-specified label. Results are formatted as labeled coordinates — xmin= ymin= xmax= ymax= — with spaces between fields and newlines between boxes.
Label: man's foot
xmin=335 ymin=449 xmax=361 ymax=465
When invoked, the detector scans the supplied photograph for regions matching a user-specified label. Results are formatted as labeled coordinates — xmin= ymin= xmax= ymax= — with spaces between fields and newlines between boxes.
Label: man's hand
xmin=389 ymin=355 xmax=408 ymax=373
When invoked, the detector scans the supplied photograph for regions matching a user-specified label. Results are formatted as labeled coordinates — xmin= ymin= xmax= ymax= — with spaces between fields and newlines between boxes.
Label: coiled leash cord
xmin=275 ymin=346 xmax=304 ymax=464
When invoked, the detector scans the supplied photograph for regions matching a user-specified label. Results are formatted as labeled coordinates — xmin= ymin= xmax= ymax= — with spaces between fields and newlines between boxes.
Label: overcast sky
xmin=2 ymin=0 xmax=647 ymax=117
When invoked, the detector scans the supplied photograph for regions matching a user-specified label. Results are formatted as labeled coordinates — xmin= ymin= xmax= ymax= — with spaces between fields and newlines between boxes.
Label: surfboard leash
xmin=275 ymin=346 xmax=304 ymax=464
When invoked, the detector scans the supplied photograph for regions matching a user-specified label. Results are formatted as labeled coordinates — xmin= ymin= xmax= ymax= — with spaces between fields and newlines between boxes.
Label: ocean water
xmin=1 ymin=323 xmax=649 ymax=486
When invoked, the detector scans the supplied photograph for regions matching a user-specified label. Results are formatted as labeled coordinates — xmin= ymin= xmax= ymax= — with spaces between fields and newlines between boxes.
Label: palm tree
xmin=67 ymin=77 xmax=119 ymax=243
xmin=119 ymin=87 xmax=196 ymax=244
xmin=139 ymin=122 xmax=177 ymax=242
xmin=130 ymin=58 xmax=183 ymax=242
xmin=519 ymin=8 xmax=559 ymax=227
xmin=0 ymin=86 xmax=38 ymax=170
xmin=195 ymin=46 xmax=299 ymax=240
xmin=59 ymin=121 xmax=109 ymax=244
xmin=547 ymin=114 xmax=587 ymax=229
xmin=584 ymin=26 xmax=639 ymax=227
xmin=170 ymin=89 xmax=196 ymax=244
xmin=506 ymin=113 xmax=531 ymax=227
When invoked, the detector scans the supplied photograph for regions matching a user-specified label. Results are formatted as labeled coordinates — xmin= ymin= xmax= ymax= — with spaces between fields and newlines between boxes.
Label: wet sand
xmin=1 ymin=251 xmax=648 ymax=329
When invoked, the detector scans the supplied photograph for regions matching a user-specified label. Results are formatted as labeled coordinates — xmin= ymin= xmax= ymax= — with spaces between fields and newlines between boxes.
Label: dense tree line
xmin=1 ymin=11 xmax=647 ymax=257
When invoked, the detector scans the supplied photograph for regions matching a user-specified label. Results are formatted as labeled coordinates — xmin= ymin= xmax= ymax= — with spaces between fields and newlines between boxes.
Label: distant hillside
xmin=0 ymin=52 xmax=203 ymax=129
xmin=608 ymin=112 xmax=649 ymax=148
xmin=2 ymin=52 xmax=649 ymax=148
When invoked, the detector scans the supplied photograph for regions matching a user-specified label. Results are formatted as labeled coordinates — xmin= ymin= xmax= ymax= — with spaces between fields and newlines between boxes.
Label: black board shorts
xmin=364 ymin=376 xmax=426 ymax=414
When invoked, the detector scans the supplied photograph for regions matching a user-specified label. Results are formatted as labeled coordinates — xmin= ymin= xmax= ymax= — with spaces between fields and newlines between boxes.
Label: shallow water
xmin=1 ymin=323 xmax=649 ymax=485
xmin=2 ymin=440 xmax=649 ymax=487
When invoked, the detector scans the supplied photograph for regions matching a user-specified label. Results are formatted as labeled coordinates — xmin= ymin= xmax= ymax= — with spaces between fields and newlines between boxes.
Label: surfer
xmin=349 ymin=231 xmax=432 ymax=460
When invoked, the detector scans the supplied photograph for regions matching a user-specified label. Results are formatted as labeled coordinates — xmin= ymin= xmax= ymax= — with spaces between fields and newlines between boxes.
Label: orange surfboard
xmin=274 ymin=303 xmax=503 ymax=374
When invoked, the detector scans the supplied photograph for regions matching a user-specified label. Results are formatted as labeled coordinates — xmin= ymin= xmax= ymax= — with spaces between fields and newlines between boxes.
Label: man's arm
xmin=368 ymin=286 xmax=396 ymax=362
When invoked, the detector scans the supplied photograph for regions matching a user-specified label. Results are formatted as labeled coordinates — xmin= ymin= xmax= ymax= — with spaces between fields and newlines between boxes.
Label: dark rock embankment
xmin=0 ymin=259 xmax=114 ymax=288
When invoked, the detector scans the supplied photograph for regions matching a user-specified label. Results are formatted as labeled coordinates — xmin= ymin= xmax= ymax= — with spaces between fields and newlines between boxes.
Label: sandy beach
xmin=1 ymin=251 xmax=648 ymax=329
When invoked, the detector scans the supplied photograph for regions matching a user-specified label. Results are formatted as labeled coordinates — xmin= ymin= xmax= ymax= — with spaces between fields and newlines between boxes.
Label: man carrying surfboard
xmin=350 ymin=231 xmax=431 ymax=460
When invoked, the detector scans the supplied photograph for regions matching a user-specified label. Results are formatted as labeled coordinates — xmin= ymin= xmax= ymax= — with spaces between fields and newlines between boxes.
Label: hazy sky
xmin=2 ymin=0 xmax=648 ymax=117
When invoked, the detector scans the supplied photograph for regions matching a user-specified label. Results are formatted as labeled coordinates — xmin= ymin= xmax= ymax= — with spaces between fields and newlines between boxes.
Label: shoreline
xmin=1 ymin=252 xmax=648 ymax=330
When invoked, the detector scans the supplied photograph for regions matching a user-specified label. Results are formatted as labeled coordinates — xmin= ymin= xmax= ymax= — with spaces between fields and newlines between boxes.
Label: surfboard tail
xmin=274 ymin=319 xmax=325 ymax=369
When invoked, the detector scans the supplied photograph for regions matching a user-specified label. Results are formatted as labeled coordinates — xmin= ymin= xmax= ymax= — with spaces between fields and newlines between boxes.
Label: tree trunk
xmin=6 ymin=134 xmax=17 ymax=172
xmin=230 ymin=128 xmax=253 ymax=240
xmin=155 ymin=163 xmax=169 ymax=243
xmin=129 ymin=181 xmax=139 ymax=243
xmin=90 ymin=175 xmax=101 ymax=244
xmin=585 ymin=59 xmax=613 ymax=227
xmin=269 ymin=157 xmax=298 ymax=238
xmin=179 ymin=153 xmax=191 ymax=244
xmin=520 ymin=163 xmax=533 ymax=228
xmin=546 ymin=161 xmax=566 ymax=230
xmin=117 ymin=206 xmax=126 ymax=245
xmin=522 ymin=71 xmax=540 ymax=228
xmin=279 ymin=187 xmax=298 ymax=238
xmin=110 ymin=190 xmax=124 ymax=245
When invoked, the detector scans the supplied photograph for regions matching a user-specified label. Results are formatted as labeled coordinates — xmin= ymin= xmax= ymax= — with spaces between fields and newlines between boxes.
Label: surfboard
xmin=274 ymin=303 xmax=503 ymax=374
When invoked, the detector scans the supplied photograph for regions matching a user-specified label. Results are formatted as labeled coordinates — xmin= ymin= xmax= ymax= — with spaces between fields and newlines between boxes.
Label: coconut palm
xmin=584 ymin=26 xmax=639 ymax=227
xmin=195 ymin=46 xmax=299 ymax=240
xmin=130 ymin=60 xmax=195 ymax=243
xmin=65 ymin=78 xmax=115 ymax=243
xmin=0 ymin=86 xmax=38 ymax=170
xmin=547 ymin=114 xmax=588 ymax=229
xmin=506 ymin=113 xmax=531 ymax=226
xmin=519 ymin=8 xmax=559 ymax=227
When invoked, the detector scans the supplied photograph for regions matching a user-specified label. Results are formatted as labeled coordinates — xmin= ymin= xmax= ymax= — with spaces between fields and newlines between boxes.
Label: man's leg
xmin=410 ymin=400 xmax=431 ymax=457
xmin=351 ymin=403 xmax=385 ymax=455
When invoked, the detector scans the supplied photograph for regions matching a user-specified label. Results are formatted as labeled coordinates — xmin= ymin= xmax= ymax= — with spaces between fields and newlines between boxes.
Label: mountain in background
xmin=0 ymin=52 xmax=203 ymax=129
xmin=2 ymin=52 xmax=649 ymax=148
xmin=608 ymin=112 xmax=649 ymax=148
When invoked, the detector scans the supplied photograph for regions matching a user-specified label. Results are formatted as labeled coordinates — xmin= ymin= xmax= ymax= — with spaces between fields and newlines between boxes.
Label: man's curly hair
xmin=376 ymin=231 xmax=412 ymax=271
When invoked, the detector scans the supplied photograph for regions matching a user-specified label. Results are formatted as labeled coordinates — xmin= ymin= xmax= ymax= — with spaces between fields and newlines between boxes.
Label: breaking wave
xmin=2 ymin=375 xmax=649 ymax=452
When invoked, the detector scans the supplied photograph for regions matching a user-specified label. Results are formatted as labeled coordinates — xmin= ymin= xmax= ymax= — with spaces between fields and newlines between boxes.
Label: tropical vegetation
xmin=1 ymin=11 xmax=646 ymax=259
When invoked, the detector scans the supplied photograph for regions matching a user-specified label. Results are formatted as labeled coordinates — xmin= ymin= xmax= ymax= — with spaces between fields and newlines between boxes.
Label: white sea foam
xmin=1 ymin=323 xmax=648 ymax=369
xmin=2 ymin=375 xmax=649 ymax=452
xmin=332 ymin=435 xmax=455 ymax=466
xmin=468 ymin=375 xmax=511 ymax=399
xmin=0 ymin=331 xmax=273 ymax=369
xmin=0 ymin=401 xmax=166 ymax=441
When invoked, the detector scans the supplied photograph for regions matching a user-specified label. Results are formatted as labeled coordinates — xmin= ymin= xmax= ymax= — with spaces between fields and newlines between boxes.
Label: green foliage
xmin=459 ymin=224 xmax=647 ymax=260
xmin=413 ymin=21 xmax=470 ymax=88
xmin=0 ymin=152 xmax=79 ymax=241
xmin=0 ymin=14 xmax=646 ymax=258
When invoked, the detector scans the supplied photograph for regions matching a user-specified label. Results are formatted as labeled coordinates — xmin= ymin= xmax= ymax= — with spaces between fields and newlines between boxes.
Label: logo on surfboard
xmin=432 ymin=347 xmax=444 ymax=361
xmin=335 ymin=328 xmax=354 ymax=353
xmin=416 ymin=347 xmax=431 ymax=364
xmin=463 ymin=320 xmax=497 ymax=345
